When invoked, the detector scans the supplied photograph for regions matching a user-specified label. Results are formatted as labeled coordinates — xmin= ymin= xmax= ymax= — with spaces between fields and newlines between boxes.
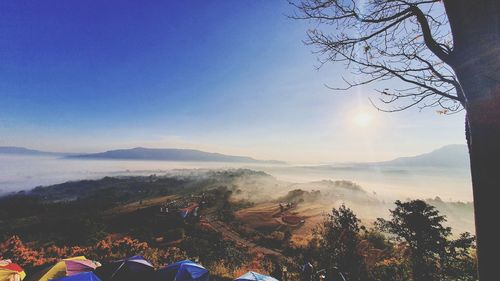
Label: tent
xmin=94 ymin=256 xmax=154 ymax=281
xmin=156 ymin=260 xmax=208 ymax=281
xmin=50 ymin=272 xmax=101 ymax=281
xmin=64 ymin=260 xmax=100 ymax=276
xmin=31 ymin=257 xmax=88 ymax=281
xmin=0 ymin=260 xmax=26 ymax=281
xmin=234 ymin=272 xmax=278 ymax=281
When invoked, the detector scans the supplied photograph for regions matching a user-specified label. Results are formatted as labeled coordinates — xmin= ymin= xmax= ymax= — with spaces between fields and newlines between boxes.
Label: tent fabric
xmin=94 ymin=256 xmax=154 ymax=281
xmin=35 ymin=256 xmax=87 ymax=281
xmin=64 ymin=260 xmax=100 ymax=276
xmin=157 ymin=260 xmax=209 ymax=281
xmin=0 ymin=260 xmax=26 ymax=281
xmin=234 ymin=271 xmax=278 ymax=281
xmin=49 ymin=272 xmax=101 ymax=281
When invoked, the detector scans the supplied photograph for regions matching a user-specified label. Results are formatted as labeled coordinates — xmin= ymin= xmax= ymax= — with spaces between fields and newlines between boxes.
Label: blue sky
xmin=0 ymin=0 xmax=466 ymax=163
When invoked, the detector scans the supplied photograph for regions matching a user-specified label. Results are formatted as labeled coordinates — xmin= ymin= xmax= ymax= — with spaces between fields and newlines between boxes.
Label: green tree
xmin=308 ymin=204 xmax=368 ymax=281
xmin=376 ymin=200 xmax=449 ymax=281
xmin=441 ymin=232 xmax=477 ymax=281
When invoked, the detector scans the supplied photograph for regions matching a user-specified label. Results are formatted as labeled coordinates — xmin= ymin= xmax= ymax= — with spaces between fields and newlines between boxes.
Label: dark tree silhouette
xmin=376 ymin=200 xmax=477 ymax=281
xmin=291 ymin=1 xmax=499 ymax=278
xmin=308 ymin=204 xmax=369 ymax=281
xmin=376 ymin=200 xmax=451 ymax=281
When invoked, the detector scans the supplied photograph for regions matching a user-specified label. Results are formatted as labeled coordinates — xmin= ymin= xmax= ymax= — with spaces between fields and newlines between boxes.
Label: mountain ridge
xmin=1 ymin=144 xmax=467 ymax=167
xmin=0 ymin=146 xmax=69 ymax=156
xmin=303 ymin=144 xmax=470 ymax=170
xmin=376 ymin=144 xmax=469 ymax=168
xmin=0 ymin=146 xmax=284 ymax=164
xmin=68 ymin=147 xmax=285 ymax=164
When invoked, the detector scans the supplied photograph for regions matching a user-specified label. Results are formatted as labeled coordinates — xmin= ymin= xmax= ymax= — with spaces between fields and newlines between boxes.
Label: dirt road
xmin=203 ymin=211 xmax=287 ymax=258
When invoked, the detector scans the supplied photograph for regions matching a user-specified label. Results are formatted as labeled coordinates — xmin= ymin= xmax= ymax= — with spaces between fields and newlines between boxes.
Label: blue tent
xmin=234 ymin=271 xmax=278 ymax=281
xmin=50 ymin=272 xmax=101 ymax=281
xmin=156 ymin=260 xmax=209 ymax=281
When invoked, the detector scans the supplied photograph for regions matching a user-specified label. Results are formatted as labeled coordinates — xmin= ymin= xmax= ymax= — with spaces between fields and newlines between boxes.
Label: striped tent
xmin=30 ymin=257 xmax=88 ymax=281
xmin=64 ymin=260 xmax=100 ymax=276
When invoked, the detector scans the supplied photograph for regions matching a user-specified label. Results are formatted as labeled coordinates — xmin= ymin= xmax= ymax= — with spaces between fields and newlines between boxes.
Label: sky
xmin=0 ymin=0 xmax=466 ymax=163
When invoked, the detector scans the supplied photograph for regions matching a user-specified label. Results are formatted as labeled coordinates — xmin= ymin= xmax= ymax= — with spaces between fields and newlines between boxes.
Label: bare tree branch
xmin=291 ymin=0 xmax=462 ymax=113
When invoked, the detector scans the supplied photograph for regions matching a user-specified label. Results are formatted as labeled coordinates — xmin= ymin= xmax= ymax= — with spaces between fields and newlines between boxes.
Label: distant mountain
xmin=0 ymin=146 xmax=68 ymax=156
xmin=379 ymin=144 xmax=469 ymax=167
xmin=303 ymin=144 xmax=470 ymax=171
xmin=68 ymin=147 xmax=285 ymax=164
xmin=374 ymin=144 xmax=470 ymax=168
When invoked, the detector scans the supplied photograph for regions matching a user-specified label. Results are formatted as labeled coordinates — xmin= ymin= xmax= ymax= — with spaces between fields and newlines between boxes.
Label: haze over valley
xmin=0 ymin=144 xmax=474 ymax=234
xmin=0 ymin=144 xmax=471 ymax=197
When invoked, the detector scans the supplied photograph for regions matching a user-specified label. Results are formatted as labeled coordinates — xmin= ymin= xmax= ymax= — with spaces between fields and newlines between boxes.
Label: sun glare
xmin=354 ymin=112 xmax=373 ymax=127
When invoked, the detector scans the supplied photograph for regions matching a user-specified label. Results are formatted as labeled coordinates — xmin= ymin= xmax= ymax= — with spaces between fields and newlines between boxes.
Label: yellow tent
xmin=0 ymin=259 xmax=26 ymax=281
xmin=0 ymin=270 xmax=26 ymax=281
xmin=35 ymin=256 xmax=86 ymax=281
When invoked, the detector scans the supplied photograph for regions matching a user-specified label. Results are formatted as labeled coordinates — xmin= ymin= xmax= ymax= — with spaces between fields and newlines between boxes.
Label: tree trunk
xmin=466 ymin=98 xmax=500 ymax=280
xmin=444 ymin=0 xmax=500 ymax=279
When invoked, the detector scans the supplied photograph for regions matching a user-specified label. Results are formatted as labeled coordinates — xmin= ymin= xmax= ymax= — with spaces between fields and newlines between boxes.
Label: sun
xmin=354 ymin=112 xmax=373 ymax=127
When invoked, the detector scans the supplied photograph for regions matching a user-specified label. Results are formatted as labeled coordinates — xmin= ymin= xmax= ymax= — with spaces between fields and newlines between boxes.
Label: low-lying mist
xmin=223 ymin=169 xmax=474 ymax=235
xmin=0 ymin=154 xmax=474 ymax=235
